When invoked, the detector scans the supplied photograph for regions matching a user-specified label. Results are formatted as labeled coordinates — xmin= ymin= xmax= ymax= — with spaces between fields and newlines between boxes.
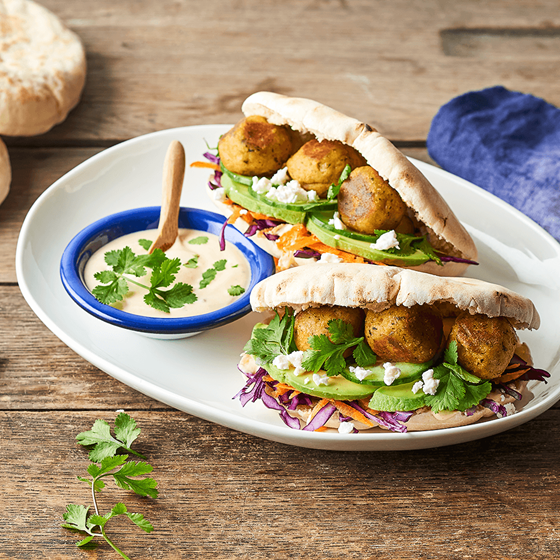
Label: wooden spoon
xmin=149 ymin=140 xmax=186 ymax=253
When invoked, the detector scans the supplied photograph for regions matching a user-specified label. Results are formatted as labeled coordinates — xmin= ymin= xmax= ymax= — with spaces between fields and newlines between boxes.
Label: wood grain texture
xmin=2 ymin=0 xmax=558 ymax=144
xmin=1 ymin=410 xmax=560 ymax=559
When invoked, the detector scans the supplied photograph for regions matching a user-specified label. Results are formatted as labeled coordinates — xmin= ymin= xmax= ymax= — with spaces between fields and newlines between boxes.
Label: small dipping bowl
xmin=60 ymin=206 xmax=275 ymax=339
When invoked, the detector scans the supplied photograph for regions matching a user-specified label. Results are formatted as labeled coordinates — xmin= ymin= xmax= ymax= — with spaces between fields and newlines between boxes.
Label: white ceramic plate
xmin=16 ymin=125 xmax=560 ymax=451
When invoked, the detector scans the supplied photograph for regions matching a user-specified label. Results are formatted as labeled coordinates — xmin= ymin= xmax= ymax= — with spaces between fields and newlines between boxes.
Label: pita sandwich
xmin=204 ymin=92 xmax=477 ymax=276
xmin=0 ymin=138 xmax=11 ymax=205
xmin=236 ymin=264 xmax=548 ymax=433
xmin=0 ymin=0 xmax=86 ymax=136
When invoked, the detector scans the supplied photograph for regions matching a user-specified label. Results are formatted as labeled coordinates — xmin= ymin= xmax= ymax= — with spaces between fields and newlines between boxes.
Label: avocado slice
xmin=341 ymin=360 xmax=433 ymax=387
xmin=306 ymin=211 xmax=432 ymax=266
xmin=368 ymin=380 xmax=427 ymax=411
xmin=265 ymin=362 xmax=376 ymax=400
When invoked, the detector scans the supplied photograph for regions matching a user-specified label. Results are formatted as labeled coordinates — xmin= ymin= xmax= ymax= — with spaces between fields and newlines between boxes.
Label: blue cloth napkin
xmin=427 ymin=86 xmax=560 ymax=241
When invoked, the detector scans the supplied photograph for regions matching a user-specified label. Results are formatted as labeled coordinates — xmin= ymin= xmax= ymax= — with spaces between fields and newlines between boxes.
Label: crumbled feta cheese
xmin=304 ymin=377 xmax=310 ymax=384
xmin=328 ymin=211 xmax=347 ymax=230
xmin=421 ymin=368 xmax=439 ymax=395
xmin=370 ymin=230 xmax=400 ymax=251
xmin=349 ymin=365 xmax=371 ymax=381
xmin=270 ymin=167 xmax=290 ymax=186
xmin=212 ymin=187 xmax=227 ymax=202
xmin=318 ymin=252 xmax=343 ymax=264
xmin=334 ymin=234 xmax=341 ymax=240
xmin=272 ymin=354 xmax=291 ymax=370
xmin=503 ymin=402 xmax=517 ymax=417
xmin=383 ymin=362 xmax=401 ymax=385
xmin=500 ymin=394 xmax=505 ymax=402
xmin=287 ymin=350 xmax=306 ymax=375
xmin=313 ymin=373 xmax=330 ymax=386
xmin=266 ymin=180 xmax=310 ymax=204
xmin=338 ymin=421 xmax=355 ymax=434
xmin=412 ymin=381 xmax=424 ymax=394
xmin=306 ymin=189 xmax=319 ymax=201
xmin=239 ymin=209 xmax=248 ymax=215
xmin=252 ymin=176 xmax=272 ymax=194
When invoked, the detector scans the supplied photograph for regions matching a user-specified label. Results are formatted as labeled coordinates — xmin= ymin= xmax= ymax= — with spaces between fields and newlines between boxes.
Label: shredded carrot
xmin=307 ymin=398 xmax=332 ymax=423
xmin=494 ymin=367 xmax=531 ymax=384
xmin=276 ymin=224 xmax=310 ymax=251
xmin=333 ymin=401 xmax=376 ymax=428
xmin=190 ymin=161 xmax=221 ymax=171
xmin=226 ymin=205 xmax=245 ymax=225
xmin=314 ymin=426 xmax=329 ymax=432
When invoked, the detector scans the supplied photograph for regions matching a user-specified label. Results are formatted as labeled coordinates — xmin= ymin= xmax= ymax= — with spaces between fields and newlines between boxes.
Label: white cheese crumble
xmin=338 ymin=421 xmax=355 ymax=434
xmin=318 ymin=252 xmax=343 ymax=264
xmin=239 ymin=209 xmax=248 ymax=215
xmin=313 ymin=373 xmax=330 ymax=386
xmin=500 ymin=402 xmax=517 ymax=418
xmin=412 ymin=369 xmax=440 ymax=396
xmin=272 ymin=351 xmax=307 ymax=375
xmin=328 ymin=211 xmax=347 ymax=230
xmin=272 ymin=354 xmax=291 ymax=370
xmin=212 ymin=187 xmax=227 ymax=202
xmin=334 ymin=234 xmax=341 ymax=240
xmin=252 ymin=176 xmax=272 ymax=194
xmin=383 ymin=362 xmax=401 ymax=385
xmin=349 ymin=365 xmax=371 ymax=381
xmin=270 ymin=167 xmax=290 ymax=186
xmin=370 ymin=230 xmax=400 ymax=251
xmin=266 ymin=180 xmax=312 ymax=204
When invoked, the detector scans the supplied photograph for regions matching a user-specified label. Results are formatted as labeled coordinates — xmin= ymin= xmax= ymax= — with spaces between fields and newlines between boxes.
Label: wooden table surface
xmin=2 ymin=1 xmax=560 ymax=558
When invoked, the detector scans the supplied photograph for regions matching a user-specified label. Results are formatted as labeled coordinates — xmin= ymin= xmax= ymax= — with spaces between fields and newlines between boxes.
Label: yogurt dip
xmin=84 ymin=228 xmax=250 ymax=318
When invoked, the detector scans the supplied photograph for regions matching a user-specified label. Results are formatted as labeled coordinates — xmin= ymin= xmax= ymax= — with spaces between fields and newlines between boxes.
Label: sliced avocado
xmin=265 ymin=362 xmax=376 ymax=400
xmin=368 ymin=380 xmax=427 ymax=411
xmin=341 ymin=360 xmax=433 ymax=387
xmin=306 ymin=211 xmax=431 ymax=266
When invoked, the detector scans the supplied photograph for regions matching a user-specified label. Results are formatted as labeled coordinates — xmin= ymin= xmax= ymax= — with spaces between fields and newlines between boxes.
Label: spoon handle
xmin=150 ymin=140 xmax=186 ymax=253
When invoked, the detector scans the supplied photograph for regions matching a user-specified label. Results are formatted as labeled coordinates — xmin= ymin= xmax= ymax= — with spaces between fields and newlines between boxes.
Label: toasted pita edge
xmin=249 ymin=262 xmax=540 ymax=330
xmin=241 ymin=91 xmax=477 ymax=271
xmin=0 ymin=139 xmax=11 ymax=205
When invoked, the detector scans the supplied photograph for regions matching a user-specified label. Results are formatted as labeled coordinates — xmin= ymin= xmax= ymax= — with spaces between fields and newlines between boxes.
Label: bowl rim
xmin=60 ymin=206 xmax=275 ymax=334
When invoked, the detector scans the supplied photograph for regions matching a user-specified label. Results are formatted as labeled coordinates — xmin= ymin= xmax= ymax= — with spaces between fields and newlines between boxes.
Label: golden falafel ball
xmin=448 ymin=313 xmax=518 ymax=380
xmin=364 ymin=305 xmax=443 ymax=364
xmin=218 ymin=115 xmax=292 ymax=176
xmin=294 ymin=305 xmax=365 ymax=353
xmin=394 ymin=214 xmax=416 ymax=235
xmin=338 ymin=166 xmax=407 ymax=233
xmin=286 ymin=139 xmax=366 ymax=198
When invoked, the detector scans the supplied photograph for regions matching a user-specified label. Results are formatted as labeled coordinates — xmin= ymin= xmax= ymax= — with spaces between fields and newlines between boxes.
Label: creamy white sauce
xmin=84 ymin=228 xmax=251 ymax=318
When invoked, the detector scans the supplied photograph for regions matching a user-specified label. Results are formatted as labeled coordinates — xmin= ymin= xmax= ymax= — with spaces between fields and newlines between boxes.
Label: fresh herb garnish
xmin=327 ymin=164 xmax=352 ymax=199
xmin=302 ymin=319 xmax=377 ymax=376
xmin=92 ymin=246 xmax=197 ymax=313
xmin=183 ymin=255 xmax=199 ymax=269
xmin=213 ymin=259 xmax=227 ymax=271
xmin=62 ymin=413 xmax=157 ymax=558
xmin=138 ymin=239 xmax=153 ymax=251
xmin=199 ymin=259 xmax=228 ymax=289
xmin=244 ymin=308 xmax=297 ymax=364
xmin=424 ymin=342 xmax=492 ymax=413
xmin=188 ymin=236 xmax=209 ymax=245
xmin=228 ymin=285 xmax=245 ymax=296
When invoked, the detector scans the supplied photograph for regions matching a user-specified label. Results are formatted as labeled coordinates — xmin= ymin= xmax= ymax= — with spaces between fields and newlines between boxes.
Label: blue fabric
xmin=427 ymin=86 xmax=560 ymax=241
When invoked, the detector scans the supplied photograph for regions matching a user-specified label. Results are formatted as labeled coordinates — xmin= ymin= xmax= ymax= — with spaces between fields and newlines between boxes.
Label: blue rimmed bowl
xmin=60 ymin=206 xmax=275 ymax=339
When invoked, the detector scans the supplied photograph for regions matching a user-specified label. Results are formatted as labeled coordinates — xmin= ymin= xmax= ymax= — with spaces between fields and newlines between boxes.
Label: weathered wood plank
xmin=1 ymin=410 xmax=560 ymax=559
xmin=3 ymin=0 xmax=559 ymax=144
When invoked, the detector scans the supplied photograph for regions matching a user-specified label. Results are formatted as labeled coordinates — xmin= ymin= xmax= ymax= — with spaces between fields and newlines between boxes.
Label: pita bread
xmin=240 ymin=92 xmax=477 ymax=275
xmin=0 ymin=138 xmax=11 ymax=205
xmin=250 ymin=263 xmax=540 ymax=330
xmin=0 ymin=0 xmax=86 ymax=136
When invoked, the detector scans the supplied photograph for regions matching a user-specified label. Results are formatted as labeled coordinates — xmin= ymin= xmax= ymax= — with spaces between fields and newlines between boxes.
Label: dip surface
xmin=84 ymin=228 xmax=251 ymax=318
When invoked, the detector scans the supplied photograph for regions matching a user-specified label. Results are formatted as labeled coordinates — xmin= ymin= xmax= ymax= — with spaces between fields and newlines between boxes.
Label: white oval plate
xmin=16 ymin=125 xmax=560 ymax=451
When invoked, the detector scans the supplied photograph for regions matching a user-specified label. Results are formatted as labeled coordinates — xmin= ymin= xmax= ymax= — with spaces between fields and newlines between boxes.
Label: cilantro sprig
xmin=424 ymin=342 xmax=492 ymax=413
xmin=62 ymin=413 xmax=157 ymax=559
xmin=199 ymin=259 xmax=228 ymax=289
xmin=92 ymin=246 xmax=197 ymax=313
xmin=327 ymin=164 xmax=352 ymax=199
xmin=302 ymin=319 xmax=377 ymax=376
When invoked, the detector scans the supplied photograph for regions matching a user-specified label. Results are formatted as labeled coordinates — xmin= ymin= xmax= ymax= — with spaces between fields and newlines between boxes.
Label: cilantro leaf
xmin=127 ymin=512 xmax=154 ymax=533
xmin=76 ymin=417 xmax=146 ymax=462
xmin=327 ymin=164 xmax=352 ymax=199
xmin=112 ymin=461 xmax=158 ymax=498
xmin=213 ymin=259 xmax=227 ymax=271
xmin=199 ymin=267 xmax=217 ymax=289
xmin=184 ymin=255 xmax=199 ymax=268
xmin=138 ymin=238 xmax=153 ymax=251
xmin=157 ymin=283 xmax=197 ymax=309
xmin=114 ymin=412 xmax=141 ymax=449
xmin=228 ymin=285 xmax=245 ymax=296
xmin=244 ymin=309 xmax=296 ymax=363
xmin=150 ymin=257 xmax=181 ymax=289
xmin=188 ymin=236 xmax=209 ymax=245
xmin=62 ymin=504 xmax=90 ymax=533
xmin=353 ymin=339 xmax=377 ymax=367
xmin=92 ymin=276 xmax=129 ymax=305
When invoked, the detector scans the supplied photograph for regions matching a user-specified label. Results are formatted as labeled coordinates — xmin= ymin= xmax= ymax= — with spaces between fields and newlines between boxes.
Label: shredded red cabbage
xmin=480 ymin=398 xmax=508 ymax=417
xmin=438 ymin=254 xmax=479 ymax=265
xmin=244 ymin=219 xmax=282 ymax=238
xmin=264 ymin=232 xmax=280 ymax=241
xmin=465 ymin=405 xmax=478 ymax=417
xmin=496 ymin=383 xmax=523 ymax=400
xmin=509 ymin=355 xmax=551 ymax=382
xmin=302 ymin=404 xmax=337 ymax=431
xmin=204 ymin=152 xmax=223 ymax=189
xmin=203 ymin=152 xmax=220 ymax=165
xmin=293 ymin=249 xmax=322 ymax=259
xmin=345 ymin=401 xmax=411 ymax=433
xmin=219 ymin=219 xmax=228 ymax=251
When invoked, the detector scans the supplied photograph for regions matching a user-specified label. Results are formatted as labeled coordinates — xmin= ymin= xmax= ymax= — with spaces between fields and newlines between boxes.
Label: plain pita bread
xmin=240 ymin=92 xmax=477 ymax=276
xmin=250 ymin=262 xmax=540 ymax=330
xmin=0 ymin=0 xmax=86 ymax=136
xmin=0 ymin=138 xmax=11 ymax=205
